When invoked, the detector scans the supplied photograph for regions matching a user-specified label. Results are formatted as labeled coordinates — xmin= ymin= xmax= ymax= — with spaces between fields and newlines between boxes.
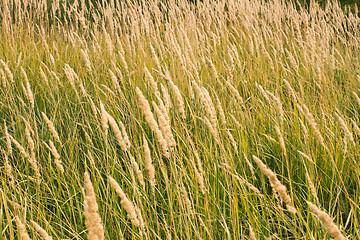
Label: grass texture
xmin=0 ymin=0 xmax=360 ymax=239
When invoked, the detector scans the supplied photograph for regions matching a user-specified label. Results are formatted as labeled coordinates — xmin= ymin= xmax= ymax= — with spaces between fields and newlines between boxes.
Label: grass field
xmin=1 ymin=0 xmax=360 ymax=239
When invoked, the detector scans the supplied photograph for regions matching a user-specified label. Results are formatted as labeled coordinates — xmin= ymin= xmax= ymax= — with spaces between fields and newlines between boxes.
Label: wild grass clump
xmin=1 ymin=0 xmax=359 ymax=239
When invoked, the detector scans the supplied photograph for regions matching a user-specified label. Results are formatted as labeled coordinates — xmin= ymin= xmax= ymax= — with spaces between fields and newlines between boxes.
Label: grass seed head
xmin=31 ymin=221 xmax=53 ymax=240
xmin=84 ymin=172 xmax=105 ymax=240
xmin=143 ymin=136 xmax=155 ymax=192
xmin=136 ymin=87 xmax=169 ymax=158
xmin=41 ymin=112 xmax=60 ymax=143
xmin=252 ymin=155 xmax=296 ymax=214
xmin=15 ymin=216 xmax=31 ymax=240
xmin=307 ymin=201 xmax=347 ymax=240
xmin=108 ymin=176 xmax=140 ymax=227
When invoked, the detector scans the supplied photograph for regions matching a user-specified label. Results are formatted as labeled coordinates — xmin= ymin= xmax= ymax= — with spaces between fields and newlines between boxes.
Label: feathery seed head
xmin=136 ymin=87 xmax=169 ymax=158
xmin=31 ymin=221 xmax=53 ymax=240
xmin=15 ymin=216 xmax=31 ymax=240
xmin=252 ymin=155 xmax=296 ymax=214
xmin=307 ymin=202 xmax=347 ymax=240
xmin=108 ymin=176 xmax=140 ymax=227
xmin=41 ymin=112 xmax=60 ymax=143
xmin=84 ymin=172 xmax=105 ymax=240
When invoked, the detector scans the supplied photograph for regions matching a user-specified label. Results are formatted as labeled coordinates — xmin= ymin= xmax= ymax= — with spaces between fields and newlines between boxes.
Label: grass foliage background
xmin=1 ymin=0 xmax=360 ymax=239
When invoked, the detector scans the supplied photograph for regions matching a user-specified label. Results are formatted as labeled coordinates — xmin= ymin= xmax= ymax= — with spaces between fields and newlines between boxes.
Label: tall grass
xmin=1 ymin=0 xmax=359 ymax=239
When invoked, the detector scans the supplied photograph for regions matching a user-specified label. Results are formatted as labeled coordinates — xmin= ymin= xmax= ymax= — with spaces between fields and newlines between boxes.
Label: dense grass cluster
xmin=1 ymin=0 xmax=360 ymax=239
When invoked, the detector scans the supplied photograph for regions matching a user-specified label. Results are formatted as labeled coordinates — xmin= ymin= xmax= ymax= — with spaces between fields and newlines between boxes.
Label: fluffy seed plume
xmin=88 ymin=97 xmax=98 ymax=118
xmin=109 ymin=69 xmax=126 ymax=101
xmin=149 ymin=43 xmax=161 ymax=70
xmin=64 ymin=64 xmax=79 ymax=93
xmin=307 ymin=202 xmax=347 ymax=240
xmin=215 ymin=94 xmax=226 ymax=125
xmin=118 ymin=51 xmax=128 ymax=73
xmin=297 ymin=150 xmax=315 ymax=164
xmin=161 ymin=83 xmax=171 ymax=112
xmin=226 ymin=80 xmax=244 ymax=106
xmin=3 ymin=150 xmax=15 ymax=187
xmin=22 ymin=117 xmax=35 ymax=160
xmin=112 ymin=64 xmax=124 ymax=84
xmin=99 ymin=101 xmax=109 ymax=137
xmin=334 ymin=112 xmax=354 ymax=143
xmin=8 ymin=199 xmax=21 ymax=210
xmin=143 ymin=136 xmax=155 ymax=193
xmin=118 ymin=120 xmax=131 ymax=149
xmin=49 ymin=54 xmax=55 ymax=66
xmin=192 ymin=82 xmax=213 ymax=120
xmin=249 ymin=224 xmax=257 ymax=240
xmin=87 ymin=150 xmax=96 ymax=168
xmin=24 ymin=128 xmax=39 ymax=178
xmin=168 ymin=80 xmax=186 ymax=120
xmin=299 ymin=117 xmax=309 ymax=137
xmin=134 ymin=204 xmax=145 ymax=231
xmin=101 ymin=85 xmax=115 ymax=97
xmin=244 ymin=154 xmax=255 ymax=176
xmin=15 ymin=216 xmax=31 ymax=240
xmin=10 ymin=135 xmax=30 ymax=159
xmin=351 ymin=120 xmax=360 ymax=136
xmin=252 ymin=155 xmax=296 ymax=214
xmin=83 ymin=172 xmax=105 ymax=240
xmin=157 ymin=97 xmax=170 ymax=125
xmin=226 ymin=130 xmax=238 ymax=151
xmin=153 ymin=101 xmax=176 ymax=148
xmin=144 ymin=67 xmax=160 ymax=97
xmin=21 ymin=67 xmax=34 ymax=109
xmin=107 ymin=113 xmax=128 ymax=151
xmin=202 ymin=116 xmax=220 ymax=145
xmin=275 ymin=126 xmax=287 ymax=157
xmin=4 ymin=121 xmax=12 ymax=155
xmin=353 ymin=92 xmax=360 ymax=107
xmin=108 ymin=176 xmax=140 ymax=227
xmin=41 ymin=112 xmax=60 ymax=143
xmin=129 ymin=154 xmax=145 ymax=188
xmin=283 ymin=79 xmax=297 ymax=102
xmin=297 ymin=103 xmax=326 ymax=149
xmin=0 ymin=59 xmax=14 ymax=82
xmin=222 ymin=163 xmax=263 ymax=198
xmin=202 ymin=87 xmax=218 ymax=129
xmin=49 ymin=140 xmax=64 ymax=173
xmin=80 ymin=49 xmax=92 ymax=72
xmin=267 ymin=91 xmax=284 ymax=124
xmin=10 ymin=135 xmax=40 ymax=178
xmin=192 ymin=82 xmax=220 ymax=140
xmin=136 ymin=87 xmax=169 ymax=158
xmin=31 ymin=221 xmax=53 ymax=240
xmin=305 ymin=173 xmax=319 ymax=202
xmin=1 ymin=68 xmax=6 ymax=87
xmin=256 ymin=83 xmax=271 ymax=103
xmin=39 ymin=67 xmax=49 ymax=85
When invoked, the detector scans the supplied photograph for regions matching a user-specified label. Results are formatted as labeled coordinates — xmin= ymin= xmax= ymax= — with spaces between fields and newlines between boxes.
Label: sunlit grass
xmin=0 ymin=0 xmax=359 ymax=239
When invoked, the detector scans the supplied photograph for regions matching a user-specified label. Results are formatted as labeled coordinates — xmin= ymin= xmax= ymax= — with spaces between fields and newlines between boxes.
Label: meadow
xmin=0 ymin=0 xmax=360 ymax=239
